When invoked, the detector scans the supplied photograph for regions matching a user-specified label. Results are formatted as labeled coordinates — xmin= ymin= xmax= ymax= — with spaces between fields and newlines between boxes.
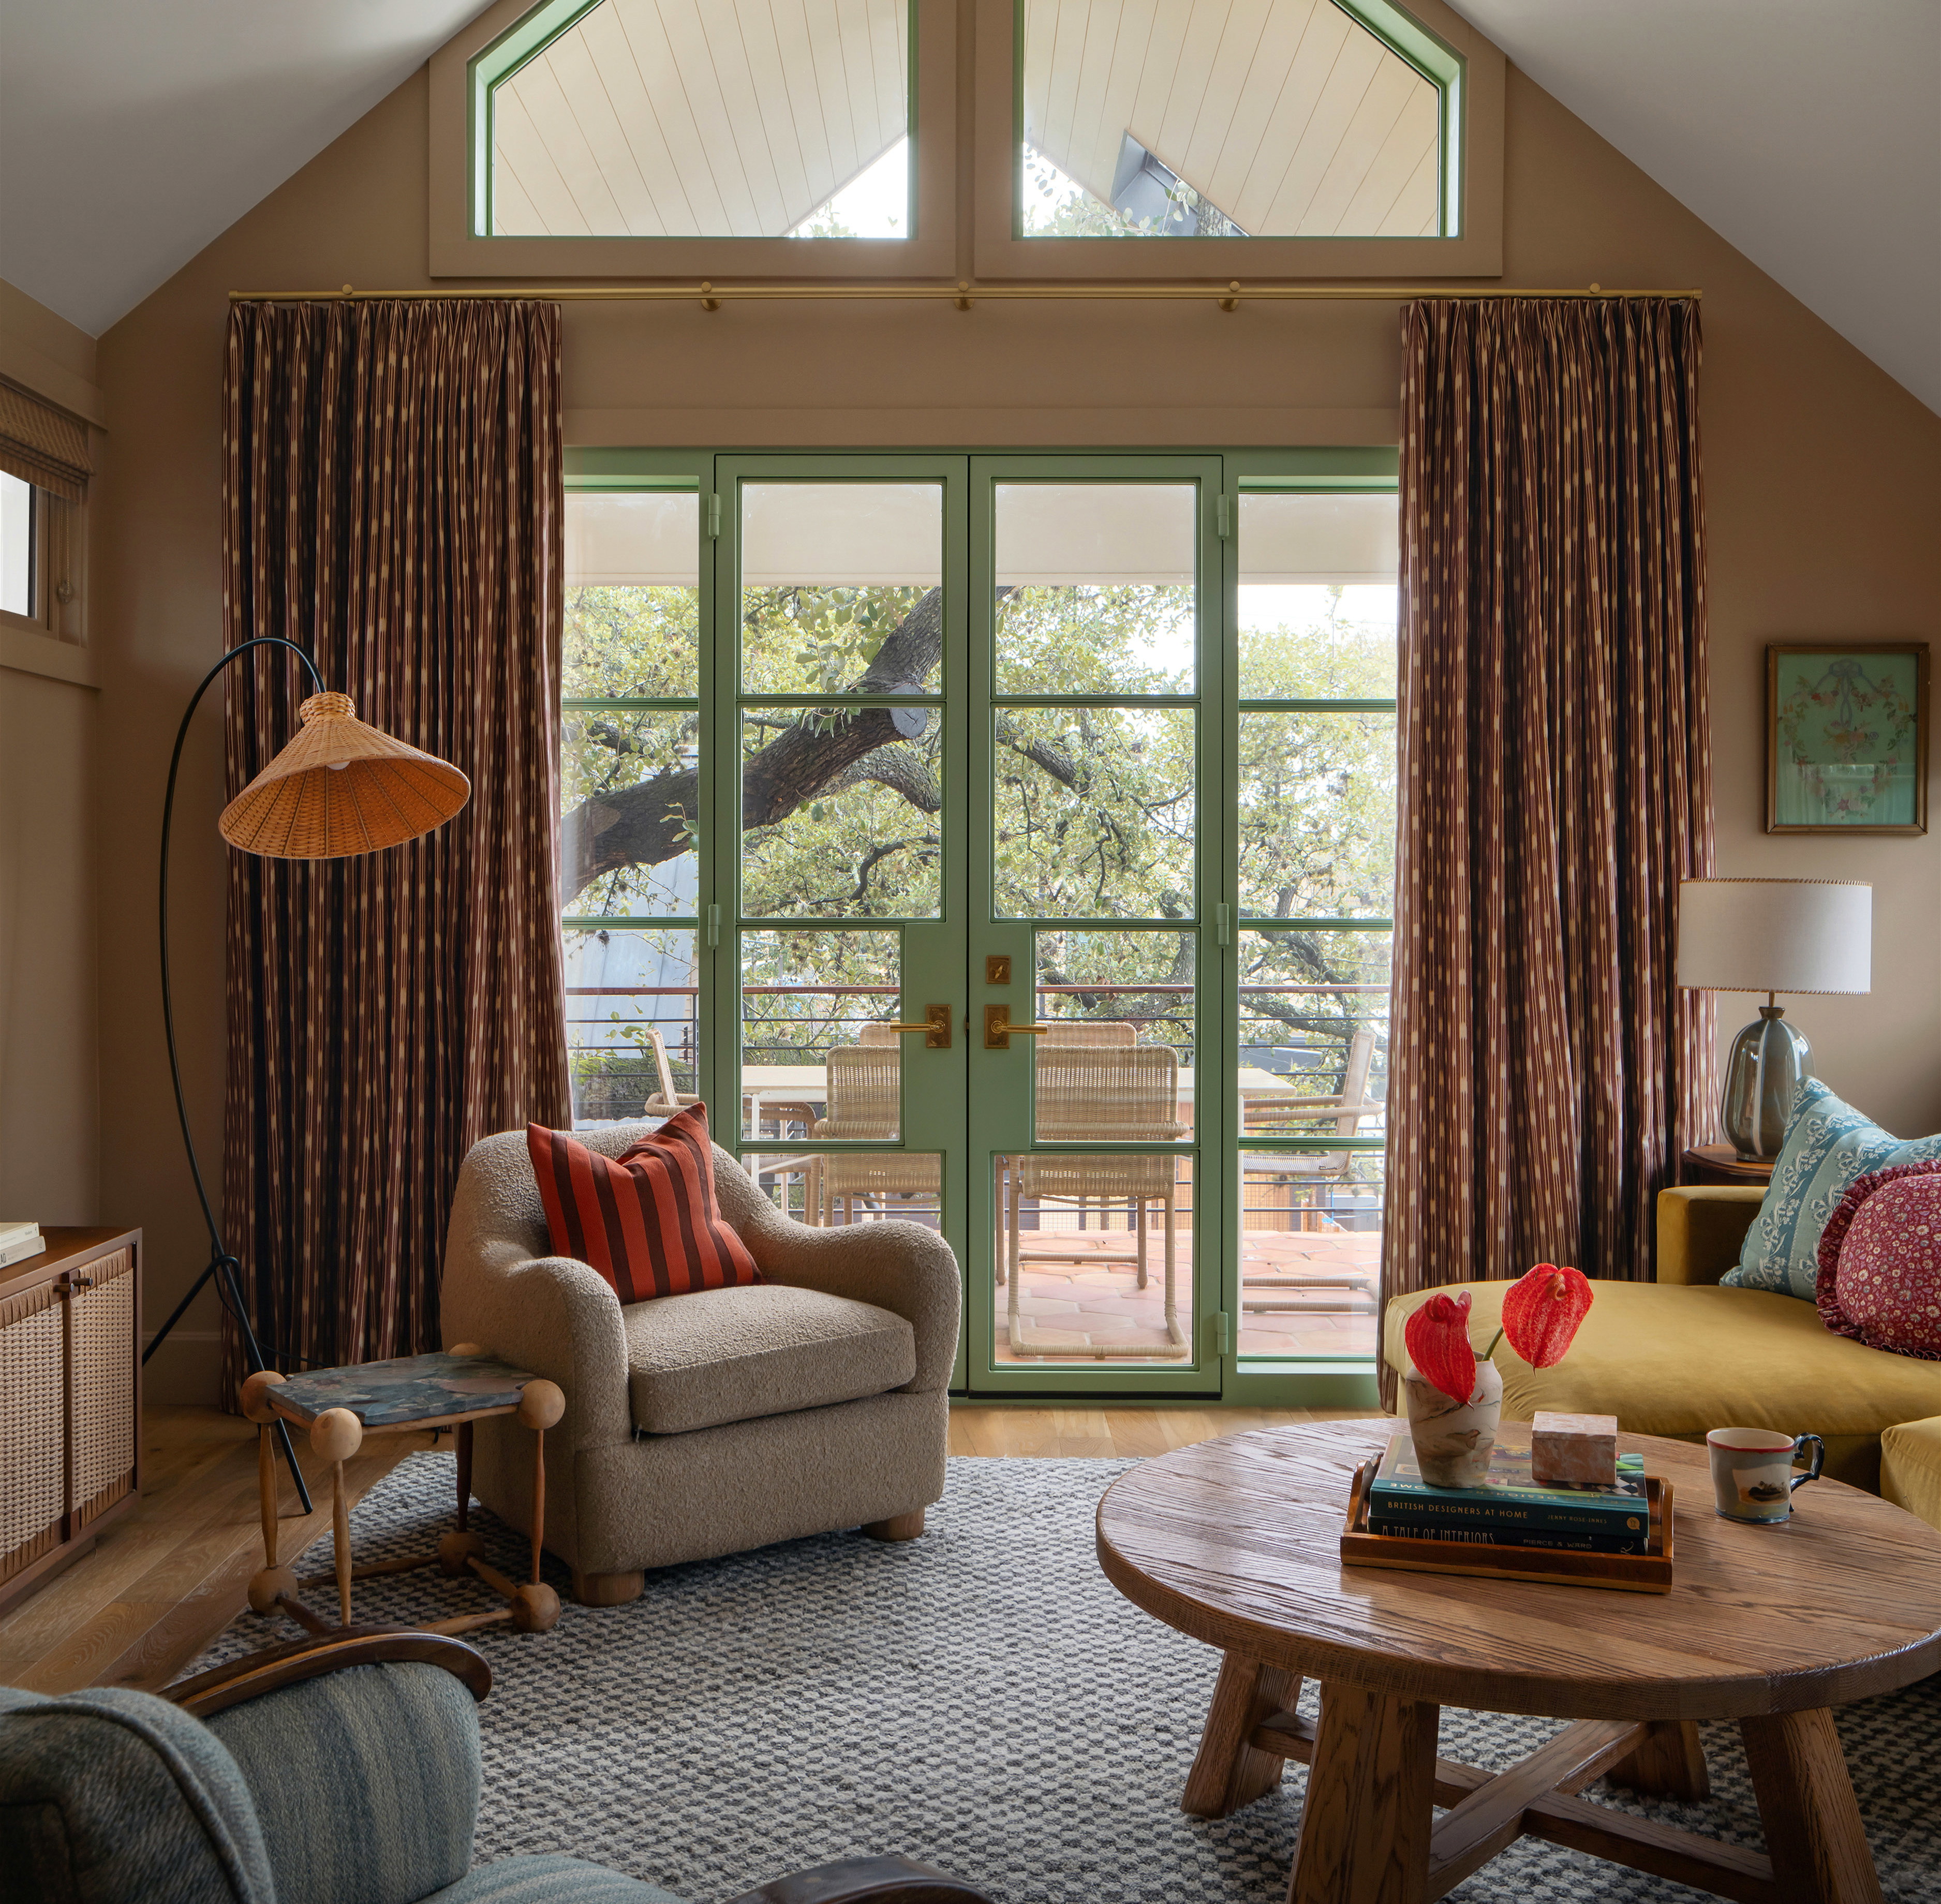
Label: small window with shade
xmin=0 ymin=384 xmax=90 ymax=642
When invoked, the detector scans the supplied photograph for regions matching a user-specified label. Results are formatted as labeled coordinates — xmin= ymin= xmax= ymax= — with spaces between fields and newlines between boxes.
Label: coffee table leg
xmin=1287 ymin=1681 xmax=1437 ymax=1904
xmin=1182 ymin=1652 xmax=1299 ymax=1818
xmin=1740 ymin=1709 xmax=1884 ymax=1904
xmin=1605 ymin=1719 xmax=1710 ymax=1801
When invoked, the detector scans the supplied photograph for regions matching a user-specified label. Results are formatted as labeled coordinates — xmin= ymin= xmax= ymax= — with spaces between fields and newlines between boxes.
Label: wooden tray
xmin=1340 ymin=1460 xmax=1675 ymax=1594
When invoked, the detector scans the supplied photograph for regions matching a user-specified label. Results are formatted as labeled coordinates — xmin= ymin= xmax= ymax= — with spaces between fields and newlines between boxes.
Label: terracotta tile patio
xmin=990 ymin=1219 xmax=1380 ymax=1364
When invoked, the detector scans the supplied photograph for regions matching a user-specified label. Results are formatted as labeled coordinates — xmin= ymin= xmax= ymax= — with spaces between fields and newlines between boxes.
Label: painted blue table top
xmin=270 ymin=1351 xmax=539 ymax=1427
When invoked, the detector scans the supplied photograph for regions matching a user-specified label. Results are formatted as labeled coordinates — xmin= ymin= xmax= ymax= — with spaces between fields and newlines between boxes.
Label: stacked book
xmin=0 ymin=1220 xmax=44 ymax=1270
xmin=1369 ymin=1432 xmax=1654 ymax=1555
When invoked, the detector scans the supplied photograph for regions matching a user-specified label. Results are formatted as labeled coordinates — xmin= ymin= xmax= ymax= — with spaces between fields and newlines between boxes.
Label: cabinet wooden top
xmin=0 ymin=1226 xmax=141 ymax=1298
xmin=1095 ymin=1420 xmax=1941 ymax=1722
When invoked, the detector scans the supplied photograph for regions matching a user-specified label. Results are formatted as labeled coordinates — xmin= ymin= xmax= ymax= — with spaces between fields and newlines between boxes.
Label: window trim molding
xmin=428 ymin=0 xmax=960 ymax=278
xmin=973 ymin=0 xmax=1503 ymax=281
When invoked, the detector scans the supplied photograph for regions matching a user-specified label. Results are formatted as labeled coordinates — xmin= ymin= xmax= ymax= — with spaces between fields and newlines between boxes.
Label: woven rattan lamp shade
xmin=218 ymin=692 xmax=471 ymax=858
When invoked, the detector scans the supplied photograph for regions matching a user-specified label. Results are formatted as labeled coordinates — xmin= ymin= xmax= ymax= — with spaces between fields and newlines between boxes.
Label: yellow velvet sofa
xmin=1383 ymin=1184 xmax=1941 ymax=1526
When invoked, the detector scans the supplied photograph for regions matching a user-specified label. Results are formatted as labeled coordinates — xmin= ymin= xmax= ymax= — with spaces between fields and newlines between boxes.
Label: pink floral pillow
xmin=1816 ymin=1159 xmax=1941 ymax=1361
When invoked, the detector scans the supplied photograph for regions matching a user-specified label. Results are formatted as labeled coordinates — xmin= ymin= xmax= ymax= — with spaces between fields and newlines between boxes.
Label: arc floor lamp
xmin=143 ymin=637 xmax=471 ymax=1511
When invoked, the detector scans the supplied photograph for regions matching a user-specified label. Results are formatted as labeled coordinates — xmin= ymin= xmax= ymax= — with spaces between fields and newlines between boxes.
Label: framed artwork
xmin=1767 ymin=642 xmax=1929 ymax=835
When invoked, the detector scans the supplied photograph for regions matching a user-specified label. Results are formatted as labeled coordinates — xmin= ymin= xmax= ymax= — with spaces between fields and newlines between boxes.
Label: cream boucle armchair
xmin=440 ymin=1123 xmax=960 ymax=1605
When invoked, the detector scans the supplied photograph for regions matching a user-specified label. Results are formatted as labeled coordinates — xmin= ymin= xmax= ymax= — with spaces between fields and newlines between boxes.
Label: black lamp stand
xmin=142 ymin=636 xmax=325 ymax=1515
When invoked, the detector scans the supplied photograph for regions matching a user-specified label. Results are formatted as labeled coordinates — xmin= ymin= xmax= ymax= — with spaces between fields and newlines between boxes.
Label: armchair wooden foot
xmin=572 ymin=1566 xmax=647 ymax=1605
xmin=862 ymin=1510 xmax=926 ymax=1542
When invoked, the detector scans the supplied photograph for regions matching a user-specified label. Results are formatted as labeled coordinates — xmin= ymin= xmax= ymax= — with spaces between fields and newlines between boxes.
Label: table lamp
xmin=145 ymin=637 xmax=471 ymax=1509
xmin=1676 ymin=878 xmax=1872 ymax=1162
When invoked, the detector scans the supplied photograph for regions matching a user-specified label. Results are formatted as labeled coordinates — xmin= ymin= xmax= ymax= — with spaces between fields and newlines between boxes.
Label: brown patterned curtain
xmin=220 ymin=299 xmax=569 ymax=1384
xmin=1381 ymin=298 xmax=1715 ymax=1399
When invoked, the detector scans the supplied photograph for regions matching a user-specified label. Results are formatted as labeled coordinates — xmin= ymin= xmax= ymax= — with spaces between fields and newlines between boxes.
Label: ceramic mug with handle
xmin=1707 ymin=1426 xmax=1825 ymax=1524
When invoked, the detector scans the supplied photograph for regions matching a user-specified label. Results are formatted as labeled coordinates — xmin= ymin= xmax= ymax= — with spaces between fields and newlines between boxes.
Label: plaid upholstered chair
xmin=0 ymin=1631 xmax=989 ymax=1904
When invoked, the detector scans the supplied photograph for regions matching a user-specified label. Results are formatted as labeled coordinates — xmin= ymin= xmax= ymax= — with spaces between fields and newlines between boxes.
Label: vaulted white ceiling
xmin=0 ymin=1 xmax=495 ymax=340
xmin=1 ymin=0 xmax=1935 ymax=419
xmin=1445 ymin=0 xmax=1940 ymax=415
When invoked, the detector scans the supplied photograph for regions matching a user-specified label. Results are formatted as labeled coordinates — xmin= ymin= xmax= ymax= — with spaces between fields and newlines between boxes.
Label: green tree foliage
xmin=560 ymin=574 xmax=1394 ymax=1089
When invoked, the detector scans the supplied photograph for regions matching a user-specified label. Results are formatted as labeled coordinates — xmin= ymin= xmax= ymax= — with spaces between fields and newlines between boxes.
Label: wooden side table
xmin=1681 ymin=1144 xmax=1774 ymax=1187
xmin=241 ymin=1346 xmax=564 ymax=1639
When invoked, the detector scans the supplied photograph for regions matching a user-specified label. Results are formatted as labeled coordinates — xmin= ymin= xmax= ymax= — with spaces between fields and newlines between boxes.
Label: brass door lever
xmin=983 ymin=1004 xmax=1059 ymax=1048
xmin=879 ymin=1003 xmax=953 ymax=1049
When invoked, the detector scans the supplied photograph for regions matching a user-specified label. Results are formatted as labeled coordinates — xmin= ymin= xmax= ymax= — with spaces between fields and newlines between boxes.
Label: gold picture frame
xmin=1766 ymin=642 xmax=1929 ymax=835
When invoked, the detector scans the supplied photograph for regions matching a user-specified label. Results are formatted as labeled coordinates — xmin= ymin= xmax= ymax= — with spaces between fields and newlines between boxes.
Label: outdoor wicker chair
xmin=1003 ymin=1041 xmax=1190 ymax=1360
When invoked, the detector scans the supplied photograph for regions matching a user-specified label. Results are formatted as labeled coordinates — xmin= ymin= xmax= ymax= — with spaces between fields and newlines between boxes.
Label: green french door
xmin=965 ymin=458 xmax=1224 ymax=1392
xmin=560 ymin=447 xmax=1396 ymax=1403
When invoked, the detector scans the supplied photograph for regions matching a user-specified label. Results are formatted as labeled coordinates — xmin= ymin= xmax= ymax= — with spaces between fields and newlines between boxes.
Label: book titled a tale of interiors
xmin=1370 ymin=1433 xmax=1652 ymax=1554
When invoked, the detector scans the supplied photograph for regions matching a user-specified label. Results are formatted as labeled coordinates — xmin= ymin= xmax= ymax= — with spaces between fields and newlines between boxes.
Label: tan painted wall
xmin=0 ymin=281 xmax=102 ymax=1238
xmin=93 ymin=49 xmax=1941 ymax=1400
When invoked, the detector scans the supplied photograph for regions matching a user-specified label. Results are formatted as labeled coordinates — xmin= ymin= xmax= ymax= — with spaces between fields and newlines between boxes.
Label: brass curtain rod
xmin=229 ymin=280 xmax=1698 ymax=310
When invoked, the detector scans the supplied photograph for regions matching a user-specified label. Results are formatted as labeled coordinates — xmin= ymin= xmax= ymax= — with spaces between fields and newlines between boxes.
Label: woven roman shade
xmin=0 ymin=383 xmax=90 ymax=503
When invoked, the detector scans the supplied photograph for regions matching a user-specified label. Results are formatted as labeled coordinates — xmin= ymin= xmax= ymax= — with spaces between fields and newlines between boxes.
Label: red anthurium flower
xmin=1403 ymin=1290 xmax=1478 ymax=1405
xmin=1499 ymin=1263 xmax=1595 ymax=1368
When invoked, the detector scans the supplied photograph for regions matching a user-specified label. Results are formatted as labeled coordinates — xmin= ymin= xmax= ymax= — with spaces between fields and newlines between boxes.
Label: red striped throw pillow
xmin=526 ymin=1104 xmax=761 ymax=1302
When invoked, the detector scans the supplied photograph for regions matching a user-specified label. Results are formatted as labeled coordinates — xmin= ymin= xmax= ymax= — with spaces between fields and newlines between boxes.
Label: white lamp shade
xmin=1676 ymin=879 xmax=1872 ymax=995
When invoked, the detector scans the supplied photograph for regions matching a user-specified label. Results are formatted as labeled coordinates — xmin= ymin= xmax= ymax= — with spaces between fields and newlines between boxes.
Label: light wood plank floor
xmin=1 ymin=1401 xmax=1379 ymax=1695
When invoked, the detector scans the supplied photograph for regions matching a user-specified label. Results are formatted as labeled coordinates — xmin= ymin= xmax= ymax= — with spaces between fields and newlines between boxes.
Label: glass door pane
xmin=970 ymin=458 xmax=1222 ymax=1392
xmin=717 ymin=458 xmax=968 ymax=1380
xmin=560 ymin=479 xmax=705 ymax=1128
xmin=1233 ymin=486 xmax=1398 ymax=1367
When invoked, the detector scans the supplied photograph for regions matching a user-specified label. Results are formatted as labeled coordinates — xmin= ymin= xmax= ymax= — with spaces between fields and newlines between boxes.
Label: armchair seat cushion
xmin=624 ymin=1284 xmax=916 ymax=1435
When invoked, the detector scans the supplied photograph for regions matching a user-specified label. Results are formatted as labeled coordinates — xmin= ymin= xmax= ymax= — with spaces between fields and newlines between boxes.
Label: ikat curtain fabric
xmin=1382 ymin=298 xmax=1715 ymax=1394
xmin=220 ymin=298 xmax=570 ymax=1382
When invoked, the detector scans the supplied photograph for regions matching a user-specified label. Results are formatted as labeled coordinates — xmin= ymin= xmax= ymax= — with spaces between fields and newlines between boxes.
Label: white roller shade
xmin=1238 ymin=492 xmax=1398 ymax=585
xmin=566 ymin=490 xmax=700 ymax=588
xmin=996 ymin=482 xmax=1197 ymax=585
xmin=740 ymin=482 xmax=943 ymax=586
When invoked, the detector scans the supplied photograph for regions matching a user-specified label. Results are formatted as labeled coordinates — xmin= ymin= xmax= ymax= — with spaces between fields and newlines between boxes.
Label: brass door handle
xmin=878 ymin=1004 xmax=953 ymax=1049
xmin=984 ymin=1004 xmax=1059 ymax=1048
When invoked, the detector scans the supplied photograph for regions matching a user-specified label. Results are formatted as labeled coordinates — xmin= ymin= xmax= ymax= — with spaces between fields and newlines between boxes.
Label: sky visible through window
xmin=788 ymin=138 xmax=909 ymax=238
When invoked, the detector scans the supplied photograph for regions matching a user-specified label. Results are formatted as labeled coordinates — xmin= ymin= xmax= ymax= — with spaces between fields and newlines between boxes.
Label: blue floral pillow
xmin=1724 ymin=1079 xmax=1941 ymax=1300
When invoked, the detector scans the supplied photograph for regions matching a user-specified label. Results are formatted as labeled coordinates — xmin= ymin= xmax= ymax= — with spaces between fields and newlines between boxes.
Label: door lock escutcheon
xmin=880 ymin=1003 xmax=954 ymax=1049
xmin=984 ymin=1003 xmax=1060 ymax=1048
xmin=985 ymin=955 xmax=1012 ymax=986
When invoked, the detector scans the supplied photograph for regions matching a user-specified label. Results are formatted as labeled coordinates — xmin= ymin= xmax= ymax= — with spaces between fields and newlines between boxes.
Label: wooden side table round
xmin=242 ymin=1347 xmax=565 ymax=1639
xmin=1098 ymin=1421 xmax=1941 ymax=1904
xmin=1681 ymin=1143 xmax=1775 ymax=1187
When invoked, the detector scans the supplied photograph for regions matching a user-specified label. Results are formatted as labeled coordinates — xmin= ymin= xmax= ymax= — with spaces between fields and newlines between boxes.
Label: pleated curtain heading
xmin=221 ymin=298 xmax=570 ymax=1384
xmin=1380 ymin=297 xmax=1715 ymax=1403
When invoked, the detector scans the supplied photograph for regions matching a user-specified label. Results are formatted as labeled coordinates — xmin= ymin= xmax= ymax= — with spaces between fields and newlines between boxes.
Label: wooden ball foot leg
xmin=247 ymin=1565 xmax=300 ymax=1615
xmin=438 ymin=1530 xmax=487 ymax=1577
xmin=510 ymin=1583 xmax=561 ymax=1632
xmin=862 ymin=1509 xmax=925 ymax=1542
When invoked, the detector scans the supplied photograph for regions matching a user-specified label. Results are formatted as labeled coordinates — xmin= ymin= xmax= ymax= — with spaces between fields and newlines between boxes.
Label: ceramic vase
xmin=1403 ymin=1357 xmax=1504 ymax=1489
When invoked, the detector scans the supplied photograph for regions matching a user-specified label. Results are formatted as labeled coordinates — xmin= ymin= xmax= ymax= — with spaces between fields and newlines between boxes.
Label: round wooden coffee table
xmin=1097 ymin=1421 xmax=1941 ymax=1904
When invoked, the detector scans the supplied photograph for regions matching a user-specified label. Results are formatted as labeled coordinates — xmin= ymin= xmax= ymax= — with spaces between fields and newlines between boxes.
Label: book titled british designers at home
xmin=1369 ymin=1432 xmax=1651 ymax=1544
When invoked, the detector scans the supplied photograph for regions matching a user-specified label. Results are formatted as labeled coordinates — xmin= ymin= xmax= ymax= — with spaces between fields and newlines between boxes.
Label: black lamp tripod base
xmin=142 ymin=1245 xmax=314 ymax=1516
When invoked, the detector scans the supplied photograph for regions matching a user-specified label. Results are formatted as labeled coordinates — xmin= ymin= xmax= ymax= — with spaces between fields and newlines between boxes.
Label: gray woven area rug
xmin=191 ymin=1452 xmax=1941 ymax=1903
